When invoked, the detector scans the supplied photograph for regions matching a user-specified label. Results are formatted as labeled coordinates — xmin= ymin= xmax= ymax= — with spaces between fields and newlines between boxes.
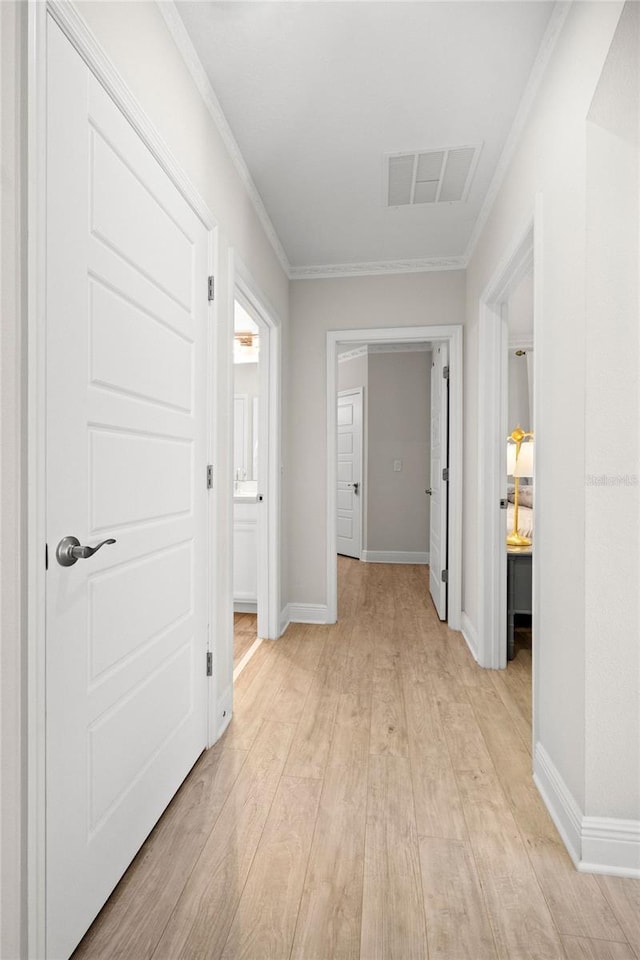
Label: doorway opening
xmin=477 ymin=214 xmax=539 ymax=725
xmin=327 ymin=325 xmax=463 ymax=631
xmin=228 ymin=268 xmax=281 ymax=687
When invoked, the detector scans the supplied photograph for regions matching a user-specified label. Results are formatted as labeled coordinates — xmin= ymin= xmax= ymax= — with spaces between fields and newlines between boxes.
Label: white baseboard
xmin=534 ymin=743 xmax=640 ymax=877
xmin=534 ymin=742 xmax=583 ymax=867
xmin=288 ymin=603 xmax=331 ymax=624
xmin=581 ymin=818 xmax=640 ymax=877
xmin=460 ymin=612 xmax=478 ymax=661
xmin=279 ymin=604 xmax=291 ymax=636
xmin=362 ymin=550 xmax=429 ymax=564
xmin=234 ymin=600 xmax=257 ymax=614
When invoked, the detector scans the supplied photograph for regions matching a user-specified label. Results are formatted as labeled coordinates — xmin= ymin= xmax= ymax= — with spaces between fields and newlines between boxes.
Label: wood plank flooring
xmin=73 ymin=559 xmax=639 ymax=960
xmin=234 ymin=612 xmax=258 ymax=667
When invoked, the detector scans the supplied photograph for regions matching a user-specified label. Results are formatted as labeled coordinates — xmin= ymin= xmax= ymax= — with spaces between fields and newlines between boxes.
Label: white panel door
xmin=337 ymin=390 xmax=363 ymax=559
xmin=429 ymin=344 xmax=449 ymax=619
xmin=46 ymin=21 xmax=209 ymax=959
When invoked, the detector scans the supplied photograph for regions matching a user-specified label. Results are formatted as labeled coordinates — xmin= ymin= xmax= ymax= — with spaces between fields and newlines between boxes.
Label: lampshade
xmin=514 ymin=439 xmax=534 ymax=478
xmin=506 ymin=438 xmax=534 ymax=477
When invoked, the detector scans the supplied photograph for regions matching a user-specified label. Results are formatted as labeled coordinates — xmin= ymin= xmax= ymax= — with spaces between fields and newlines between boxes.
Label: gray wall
xmin=288 ymin=271 xmax=465 ymax=604
xmin=367 ymin=352 xmax=431 ymax=554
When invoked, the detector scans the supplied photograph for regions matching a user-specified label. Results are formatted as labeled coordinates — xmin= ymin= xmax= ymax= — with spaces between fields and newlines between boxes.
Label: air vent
xmin=386 ymin=144 xmax=481 ymax=207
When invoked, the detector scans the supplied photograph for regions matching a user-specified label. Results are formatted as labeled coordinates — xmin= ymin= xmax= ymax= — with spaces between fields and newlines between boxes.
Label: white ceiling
xmin=176 ymin=2 xmax=556 ymax=275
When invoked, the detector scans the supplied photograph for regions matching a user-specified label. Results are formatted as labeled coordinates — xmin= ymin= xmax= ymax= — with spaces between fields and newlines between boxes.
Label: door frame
xmin=476 ymin=202 xmax=541 ymax=679
xmin=326 ymin=325 xmax=463 ymax=629
xmin=231 ymin=255 xmax=282 ymax=643
xmin=337 ymin=387 xmax=364 ymax=561
xmin=27 ymin=4 xmax=220 ymax=954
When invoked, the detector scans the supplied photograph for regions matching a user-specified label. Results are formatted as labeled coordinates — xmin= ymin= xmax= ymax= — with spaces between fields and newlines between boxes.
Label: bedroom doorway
xmin=327 ymin=325 xmax=463 ymax=632
xmin=477 ymin=214 xmax=539 ymax=730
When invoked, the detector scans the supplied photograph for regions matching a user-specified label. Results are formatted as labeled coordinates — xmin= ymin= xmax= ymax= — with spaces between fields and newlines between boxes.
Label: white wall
xmin=584 ymin=2 xmax=639 ymax=821
xmin=367 ymin=352 xmax=431 ymax=554
xmin=0 ymin=5 xmax=27 ymax=956
xmin=508 ymin=350 xmax=531 ymax=433
xmin=288 ymin=271 xmax=465 ymax=605
xmin=233 ymin=362 xmax=259 ymax=480
xmin=2 ymin=2 xmax=290 ymax=951
xmin=464 ymin=1 xmax=634 ymax=830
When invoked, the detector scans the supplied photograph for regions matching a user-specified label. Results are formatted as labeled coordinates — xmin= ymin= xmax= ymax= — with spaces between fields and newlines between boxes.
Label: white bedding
xmin=507 ymin=503 xmax=534 ymax=539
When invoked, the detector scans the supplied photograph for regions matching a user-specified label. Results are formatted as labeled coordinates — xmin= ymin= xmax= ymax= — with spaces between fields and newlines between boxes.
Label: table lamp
xmin=506 ymin=426 xmax=534 ymax=547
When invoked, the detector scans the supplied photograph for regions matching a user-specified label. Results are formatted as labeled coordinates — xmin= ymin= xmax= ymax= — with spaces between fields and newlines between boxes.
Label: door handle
xmin=56 ymin=535 xmax=116 ymax=567
xmin=352 ymin=482 xmax=359 ymax=495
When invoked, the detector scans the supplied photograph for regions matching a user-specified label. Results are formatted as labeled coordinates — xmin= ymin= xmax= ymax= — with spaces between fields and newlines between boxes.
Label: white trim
xmin=534 ymin=744 xmax=640 ymax=878
xmin=233 ymin=637 xmax=263 ymax=682
xmin=464 ymin=3 xmax=571 ymax=261
xmin=289 ymin=604 xmax=331 ymax=625
xmin=534 ymin=742 xmax=583 ymax=868
xmin=156 ymin=1 xmax=291 ymax=278
xmin=28 ymin=5 xmax=222 ymax=953
xmin=362 ymin=551 xmax=429 ymax=564
xmin=338 ymin=346 xmax=369 ymax=363
xmin=279 ymin=605 xmax=291 ymax=637
xmin=327 ymin=325 xmax=463 ymax=632
xmin=338 ymin=343 xmax=432 ymax=363
xmin=581 ymin=819 xmax=640 ymax=878
xmin=460 ymin=612 xmax=479 ymax=662
xmin=291 ymin=256 xmax=465 ymax=280
xmin=233 ymin=601 xmax=257 ymax=614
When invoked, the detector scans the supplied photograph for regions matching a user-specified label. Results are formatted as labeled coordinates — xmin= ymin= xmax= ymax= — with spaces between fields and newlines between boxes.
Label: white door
xmin=337 ymin=390 xmax=363 ymax=559
xmin=46 ymin=21 xmax=209 ymax=959
xmin=429 ymin=344 xmax=449 ymax=619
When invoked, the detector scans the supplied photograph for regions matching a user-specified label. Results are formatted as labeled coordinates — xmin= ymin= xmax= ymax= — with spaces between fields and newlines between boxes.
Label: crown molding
xmin=338 ymin=343 xmax=432 ymax=363
xmin=338 ymin=346 xmax=369 ymax=363
xmin=156 ymin=1 xmax=291 ymax=278
xmin=290 ymin=256 xmax=467 ymax=281
xmin=464 ymin=2 xmax=572 ymax=262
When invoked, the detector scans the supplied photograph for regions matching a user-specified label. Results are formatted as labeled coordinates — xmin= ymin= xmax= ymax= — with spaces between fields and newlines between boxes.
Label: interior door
xmin=46 ymin=20 xmax=209 ymax=958
xmin=429 ymin=343 xmax=449 ymax=619
xmin=337 ymin=390 xmax=363 ymax=559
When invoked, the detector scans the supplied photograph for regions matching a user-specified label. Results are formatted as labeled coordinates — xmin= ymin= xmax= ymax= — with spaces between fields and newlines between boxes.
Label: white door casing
xmin=337 ymin=389 xmax=363 ymax=559
xmin=429 ymin=343 xmax=449 ymax=619
xmin=46 ymin=20 xmax=209 ymax=958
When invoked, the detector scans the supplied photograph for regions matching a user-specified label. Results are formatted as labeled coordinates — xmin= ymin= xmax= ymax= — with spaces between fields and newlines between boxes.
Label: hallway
xmin=74 ymin=559 xmax=639 ymax=960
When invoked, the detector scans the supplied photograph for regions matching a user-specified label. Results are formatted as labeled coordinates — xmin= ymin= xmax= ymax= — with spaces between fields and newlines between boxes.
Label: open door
xmin=429 ymin=343 xmax=449 ymax=619
xmin=337 ymin=389 xmax=363 ymax=559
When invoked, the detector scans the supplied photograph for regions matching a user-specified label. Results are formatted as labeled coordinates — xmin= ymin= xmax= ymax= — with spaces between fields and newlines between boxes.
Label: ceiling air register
xmin=386 ymin=145 xmax=481 ymax=206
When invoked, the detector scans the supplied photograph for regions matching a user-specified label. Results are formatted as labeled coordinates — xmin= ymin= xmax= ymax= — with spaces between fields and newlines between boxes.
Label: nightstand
xmin=507 ymin=546 xmax=532 ymax=660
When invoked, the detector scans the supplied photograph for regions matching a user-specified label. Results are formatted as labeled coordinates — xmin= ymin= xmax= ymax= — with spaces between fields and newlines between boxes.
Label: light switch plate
xmin=393 ymin=460 xmax=402 ymax=472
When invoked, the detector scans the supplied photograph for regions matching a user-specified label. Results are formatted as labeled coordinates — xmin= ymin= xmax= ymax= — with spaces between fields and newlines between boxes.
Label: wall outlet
xmin=393 ymin=460 xmax=402 ymax=472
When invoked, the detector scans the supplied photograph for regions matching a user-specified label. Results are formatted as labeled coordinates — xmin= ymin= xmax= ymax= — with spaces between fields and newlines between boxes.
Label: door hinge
xmin=442 ymin=365 xmax=450 ymax=380
xmin=441 ymin=569 xmax=449 ymax=583
xmin=500 ymin=498 xmax=509 ymax=510
xmin=206 ymin=464 xmax=214 ymax=489
xmin=45 ymin=543 xmax=48 ymax=571
xmin=442 ymin=467 xmax=449 ymax=481
xmin=206 ymin=651 xmax=213 ymax=677
xmin=207 ymin=275 xmax=215 ymax=302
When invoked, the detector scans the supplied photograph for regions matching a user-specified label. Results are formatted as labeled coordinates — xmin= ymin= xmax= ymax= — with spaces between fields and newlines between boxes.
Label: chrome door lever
xmin=353 ymin=482 xmax=359 ymax=495
xmin=56 ymin=535 xmax=116 ymax=567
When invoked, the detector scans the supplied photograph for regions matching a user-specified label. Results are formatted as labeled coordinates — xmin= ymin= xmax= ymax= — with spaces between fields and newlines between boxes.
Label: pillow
xmin=507 ymin=485 xmax=533 ymax=508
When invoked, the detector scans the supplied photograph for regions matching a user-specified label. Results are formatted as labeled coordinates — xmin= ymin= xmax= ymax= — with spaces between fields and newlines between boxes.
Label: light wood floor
xmin=234 ymin=611 xmax=258 ymax=667
xmin=74 ymin=558 xmax=640 ymax=960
